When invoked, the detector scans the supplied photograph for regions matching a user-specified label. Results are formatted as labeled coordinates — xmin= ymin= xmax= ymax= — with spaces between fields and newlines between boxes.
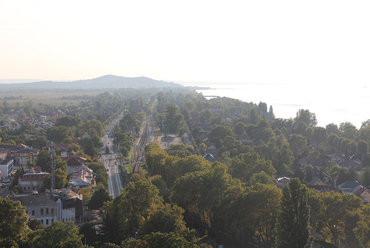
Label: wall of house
xmin=62 ymin=207 xmax=76 ymax=223
xmin=0 ymin=160 xmax=13 ymax=180
xmin=26 ymin=202 xmax=61 ymax=227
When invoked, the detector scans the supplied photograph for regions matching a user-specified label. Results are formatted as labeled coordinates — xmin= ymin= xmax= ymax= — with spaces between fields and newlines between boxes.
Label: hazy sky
xmin=1 ymin=0 xmax=370 ymax=84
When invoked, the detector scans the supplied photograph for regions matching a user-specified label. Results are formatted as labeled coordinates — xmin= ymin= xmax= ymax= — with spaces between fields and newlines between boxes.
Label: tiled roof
xmin=10 ymin=194 xmax=56 ymax=206
xmin=15 ymin=147 xmax=40 ymax=154
xmin=338 ymin=181 xmax=361 ymax=189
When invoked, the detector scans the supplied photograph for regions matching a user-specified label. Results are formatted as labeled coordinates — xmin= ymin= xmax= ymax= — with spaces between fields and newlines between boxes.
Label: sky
xmin=1 ymin=0 xmax=370 ymax=85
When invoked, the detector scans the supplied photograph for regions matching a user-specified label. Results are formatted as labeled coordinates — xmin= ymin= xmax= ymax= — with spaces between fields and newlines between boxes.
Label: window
xmin=41 ymin=220 xmax=43 ymax=224
xmin=51 ymin=219 xmax=53 ymax=223
xmin=40 ymin=209 xmax=43 ymax=215
xmin=46 ymin=219 xmax=49 ymax=225
xmin=24 ymin=187 xmax=26 ymax=190
xmin=32 ymin=210 xmax=35 ymax=216
xmin=46 ymin=208 xmax=49 ymax=214
xmin=51 ymin=208 xmax=54 ymax=215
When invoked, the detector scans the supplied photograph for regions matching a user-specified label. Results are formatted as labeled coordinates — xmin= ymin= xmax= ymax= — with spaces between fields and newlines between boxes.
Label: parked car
xmin=3 ymin=179 xmax=11 ymax=183
xmin=1 ymin=183 xmax=6 ymax=188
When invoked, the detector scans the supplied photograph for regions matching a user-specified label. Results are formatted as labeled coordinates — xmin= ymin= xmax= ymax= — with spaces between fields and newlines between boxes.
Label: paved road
xmin=101 ymin=113 xmax=124 ymax=198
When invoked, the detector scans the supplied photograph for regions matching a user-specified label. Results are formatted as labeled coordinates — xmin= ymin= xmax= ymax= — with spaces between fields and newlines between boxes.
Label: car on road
xmin=1 ymin=183 xmax=6 ymax=188
xmin=106 ymin=168 xmax=109 ymax=171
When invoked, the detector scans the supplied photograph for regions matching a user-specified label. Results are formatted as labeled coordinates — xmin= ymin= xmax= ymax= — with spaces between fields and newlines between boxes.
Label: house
xmin=130 ymin=106 xmax=143 ymax=114
xmin=355 ymin=187 xmax=370 ymax=203
xmin=0 ymin=144 xmax=27 ymax=159
xmin=18 ymin=172 xmax=49 ymax=193
xmin=307 ymin=185 xmax=338 ymax=193
xmin=299 ymin=157 xmax=324 ymax=167
xmin=237 ymin=135 xmax=253 ymax=145
xmin=0 ymin=159 xmax=14 ymax=180
xmin=350 ymin=154 xmax=363 ymax=163
xmin=42 ymin=143 xmax=70 ymax=157
xmin=338 ymin=181 xmax=362 ymax=194
xmin=193 ymin=123 xmax=213 ymax=133
xmin=50 ymin=189 xmax=84 ymax=224
xmin=0 ymin=148 xmax=7 ymax=161
xmin=309 ymin=177 xmax=326 ymax=186
xmin=15 ymin=147 xmax=40 ymax=166
xmin=275 ymin=177 xmax=291 ymax=189
xmin=338 ymin=160 xmax=362 ymax=169
xmin=63 ymin=156 xmax=87 ymax=175
xmin=68 ymin=165 xmax=95 ymax=192
xmin=203 ymin=153 xmax=217 ymax=162
xmin=9 ymin=193 xmax=62 ymax=227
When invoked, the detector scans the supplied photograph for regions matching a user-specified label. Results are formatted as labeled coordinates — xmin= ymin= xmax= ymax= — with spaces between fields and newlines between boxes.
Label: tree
xmin=30 ymin=221 xmax=84 ymax=248
xmin=79 ymin=119 xmax=105 ymax=137
xmin=207 ymin=125 xmax=234 ymax=148
xmin=180 ymin=108 xmax=191 ymax=125
xmin=0 ymin=197 xmax=29 ymax=244
xmin=296 ymin=109 xmax=317 ymax=127
xmin=88 ymin=187 xmax=112 ymax=210
xmin=164 ymin=105 xmax=183 ymax=133
xmin=103 ymin=179 xmax=163 ymax=245
xmin=269 ymin=105 xmax=275 ymax=119
xmin=313 ymin=127 xmax=327 ymax=144
xmin=289 ymin=134 xmax=307 ymax=149
xmin=274 ymin=178 xmax=311 ymax=248
xmin=249 ymin=171 xmax=273 ymax=185
xmin=354 ymin=204 xmax=370 ymax=247
xmin=55 ymin=116 xmax=82 ymax=128
xmin=234 ymin=121 xmax=247 ymax=136
xmin=326 ymin=123 xmax=339 ymax=135
xmin=28 ymin=219 xmax=45 ymax=231
xmin=229 ymin=152 xmax=276 ymax=183
xmin=140 ymin=203 xmax=196 ymax=240
xmin=46 ymin=126 xmax=74 ymax=143
xmin=250 ymin=108 xmax=258 ymax=124
xmin=357 ymin=140 xmax=368 ymax=155
xmin=79 ymin=222 xmax=99 ymax=247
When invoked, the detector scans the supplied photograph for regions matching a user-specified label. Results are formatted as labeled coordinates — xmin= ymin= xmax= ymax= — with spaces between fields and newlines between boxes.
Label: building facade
xmin=0 ymin=159 xmax=14 ymax=180
xmin=9 ymin=194 xmax=62 ymax=227
xmin=18 ymin=172 xmax=49 ymax=193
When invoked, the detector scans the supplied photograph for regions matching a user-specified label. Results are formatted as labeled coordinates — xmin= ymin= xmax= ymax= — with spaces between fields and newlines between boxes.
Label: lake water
xmin=184 ymin=82 xmax=370 ymax=129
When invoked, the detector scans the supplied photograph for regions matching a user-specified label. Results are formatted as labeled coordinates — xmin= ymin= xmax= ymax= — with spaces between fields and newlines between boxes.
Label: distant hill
xmin=0 ymin=75 xmax=183 ymax=90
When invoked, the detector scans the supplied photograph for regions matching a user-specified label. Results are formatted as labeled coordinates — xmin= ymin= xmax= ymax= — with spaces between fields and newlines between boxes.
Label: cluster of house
xmin=3 ymin=143 xmax=96 ymax=226
xmin=0 ymin=110 xmax=64 ymax=131
xmin=274 ymin=142 xmax=370 ymax=203
xmin=275 ymin=176 xmax=370 ymax=203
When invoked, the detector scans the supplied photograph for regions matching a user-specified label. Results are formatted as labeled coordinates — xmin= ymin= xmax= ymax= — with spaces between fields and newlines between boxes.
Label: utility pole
xmin=50 ymin=142 xmax=56 ymax=193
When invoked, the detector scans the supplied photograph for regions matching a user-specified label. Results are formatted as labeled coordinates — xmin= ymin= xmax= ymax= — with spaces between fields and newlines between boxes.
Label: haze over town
xmin=1 ymin=0 xmax=370 ymax=86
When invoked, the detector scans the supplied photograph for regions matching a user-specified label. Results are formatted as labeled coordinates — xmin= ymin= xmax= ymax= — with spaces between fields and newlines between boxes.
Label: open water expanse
xmin=182 ymin=82 xmax=370 ymax=129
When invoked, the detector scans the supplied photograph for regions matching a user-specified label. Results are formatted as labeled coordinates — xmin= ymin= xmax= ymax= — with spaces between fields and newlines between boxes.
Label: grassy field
xmin=0 ymin=92 xmax=99 ymax=107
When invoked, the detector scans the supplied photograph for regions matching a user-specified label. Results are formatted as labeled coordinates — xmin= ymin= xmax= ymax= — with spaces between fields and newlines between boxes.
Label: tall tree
xmin=0 ymin=197 xmax=29 ymax=244
xmin=30 ymin=221 xmax=84 ymax=248
xmin=274 ymin=178 xmax=311 ymax=248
